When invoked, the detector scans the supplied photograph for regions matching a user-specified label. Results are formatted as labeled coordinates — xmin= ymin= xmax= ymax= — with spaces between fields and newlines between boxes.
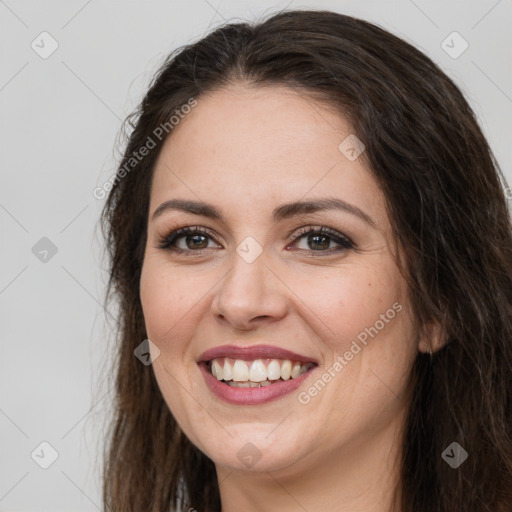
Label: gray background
xmin=1 ymin=0 xmax=510 ymax=510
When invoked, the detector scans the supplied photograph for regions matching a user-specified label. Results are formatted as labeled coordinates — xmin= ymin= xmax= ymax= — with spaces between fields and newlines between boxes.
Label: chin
xmin=191 ymin=423 xmax=310 ymax=473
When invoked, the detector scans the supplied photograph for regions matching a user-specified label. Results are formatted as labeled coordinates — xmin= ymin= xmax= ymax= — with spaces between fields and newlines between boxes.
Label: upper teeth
xmin=210 ymin=358 xmax=313 ymax=383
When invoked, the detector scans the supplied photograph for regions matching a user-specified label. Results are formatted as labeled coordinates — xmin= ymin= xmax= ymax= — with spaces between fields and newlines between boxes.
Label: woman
xmin=100 ymin=9 xmax=512 ymax=512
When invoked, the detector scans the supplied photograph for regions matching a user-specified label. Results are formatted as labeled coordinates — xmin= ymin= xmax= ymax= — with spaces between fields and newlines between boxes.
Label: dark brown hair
xmin=100 ymin=9 xmax=512 ymax=511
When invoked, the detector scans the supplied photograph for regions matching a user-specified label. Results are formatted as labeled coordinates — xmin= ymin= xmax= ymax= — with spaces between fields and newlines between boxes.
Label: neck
xmin=216 ymin=414 xmax=404 ymax=512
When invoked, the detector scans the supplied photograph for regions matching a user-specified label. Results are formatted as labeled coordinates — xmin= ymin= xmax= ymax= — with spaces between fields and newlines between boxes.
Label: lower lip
xmin=199 ymin=363 xmax=315 ymax=405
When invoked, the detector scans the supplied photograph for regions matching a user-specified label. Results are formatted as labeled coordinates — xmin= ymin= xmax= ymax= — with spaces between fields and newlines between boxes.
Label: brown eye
xmin=288 ymin=226 xmax=354 ymax=254
xmin=158 ymin=227 xmax=219 ymax=252
xmin=182 ymin=233 xmax=209 ymax=250
xmin=158 ymin=225 xmax=354 ymax=256
xmin=307 ymin=233 xmax=331 ymax=250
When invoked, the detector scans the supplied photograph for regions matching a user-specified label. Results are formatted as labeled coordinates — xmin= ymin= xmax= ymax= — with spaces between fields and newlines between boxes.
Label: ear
xmin=417 ymin=320 xmax=446 ymax=354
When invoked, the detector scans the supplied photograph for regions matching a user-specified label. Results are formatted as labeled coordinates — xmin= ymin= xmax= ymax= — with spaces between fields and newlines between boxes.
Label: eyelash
xmin=157 ymin=225 xmax=355 ymax=256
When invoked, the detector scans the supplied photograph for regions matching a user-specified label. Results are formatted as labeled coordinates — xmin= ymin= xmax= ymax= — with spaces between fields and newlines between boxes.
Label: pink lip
xmin=197 ymin=344 xmax=318 ymax=405
xmin=197 ymin=344 xmax=317 ymax=364
xmin=199 ymin=362 xmax=316 ymax=405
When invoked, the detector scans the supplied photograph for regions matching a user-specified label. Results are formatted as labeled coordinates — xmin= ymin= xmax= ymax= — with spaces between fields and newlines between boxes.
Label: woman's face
xmin=140 ymin=84 xmax=420 ymax=474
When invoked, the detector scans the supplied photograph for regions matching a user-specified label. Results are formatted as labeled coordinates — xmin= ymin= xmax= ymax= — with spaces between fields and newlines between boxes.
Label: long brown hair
xmin=100 ymin=9 xmax=512 ymax=511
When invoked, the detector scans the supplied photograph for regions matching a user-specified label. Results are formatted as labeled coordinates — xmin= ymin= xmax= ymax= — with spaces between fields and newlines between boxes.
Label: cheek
xmin=140 ymin=257 xmax=203 ymax=343
xmin=288 ymin=258 xmax=407 ymax=353
xmin=306 ymin=262 xmax=416 ymax=439
xmin=140 ymin=262 xmax=165 ymax=337
xmin=140 ymin=259 xmax=207 ymax=438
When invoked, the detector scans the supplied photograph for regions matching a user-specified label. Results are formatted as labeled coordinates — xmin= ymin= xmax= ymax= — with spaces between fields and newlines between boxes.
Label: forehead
xmin=150 ymin=84 xmax=387 ymax=229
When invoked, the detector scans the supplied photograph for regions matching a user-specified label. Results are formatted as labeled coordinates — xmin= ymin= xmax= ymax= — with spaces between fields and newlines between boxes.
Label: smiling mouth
xmin=207 ymin=358 xmax=316 ymax=388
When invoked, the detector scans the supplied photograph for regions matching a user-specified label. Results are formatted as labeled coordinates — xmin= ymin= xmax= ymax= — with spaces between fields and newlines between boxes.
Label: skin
xmin=139 ymin=84 xmax=442 ymax=512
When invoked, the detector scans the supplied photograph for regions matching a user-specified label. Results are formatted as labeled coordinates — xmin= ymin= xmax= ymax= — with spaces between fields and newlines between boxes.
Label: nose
xmin=211 ymin=248 xmax=288 ymax=330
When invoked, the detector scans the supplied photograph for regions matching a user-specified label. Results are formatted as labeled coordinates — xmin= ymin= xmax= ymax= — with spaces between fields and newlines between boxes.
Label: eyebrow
xmin=151 ymin=197 xmax=375 ymax=227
